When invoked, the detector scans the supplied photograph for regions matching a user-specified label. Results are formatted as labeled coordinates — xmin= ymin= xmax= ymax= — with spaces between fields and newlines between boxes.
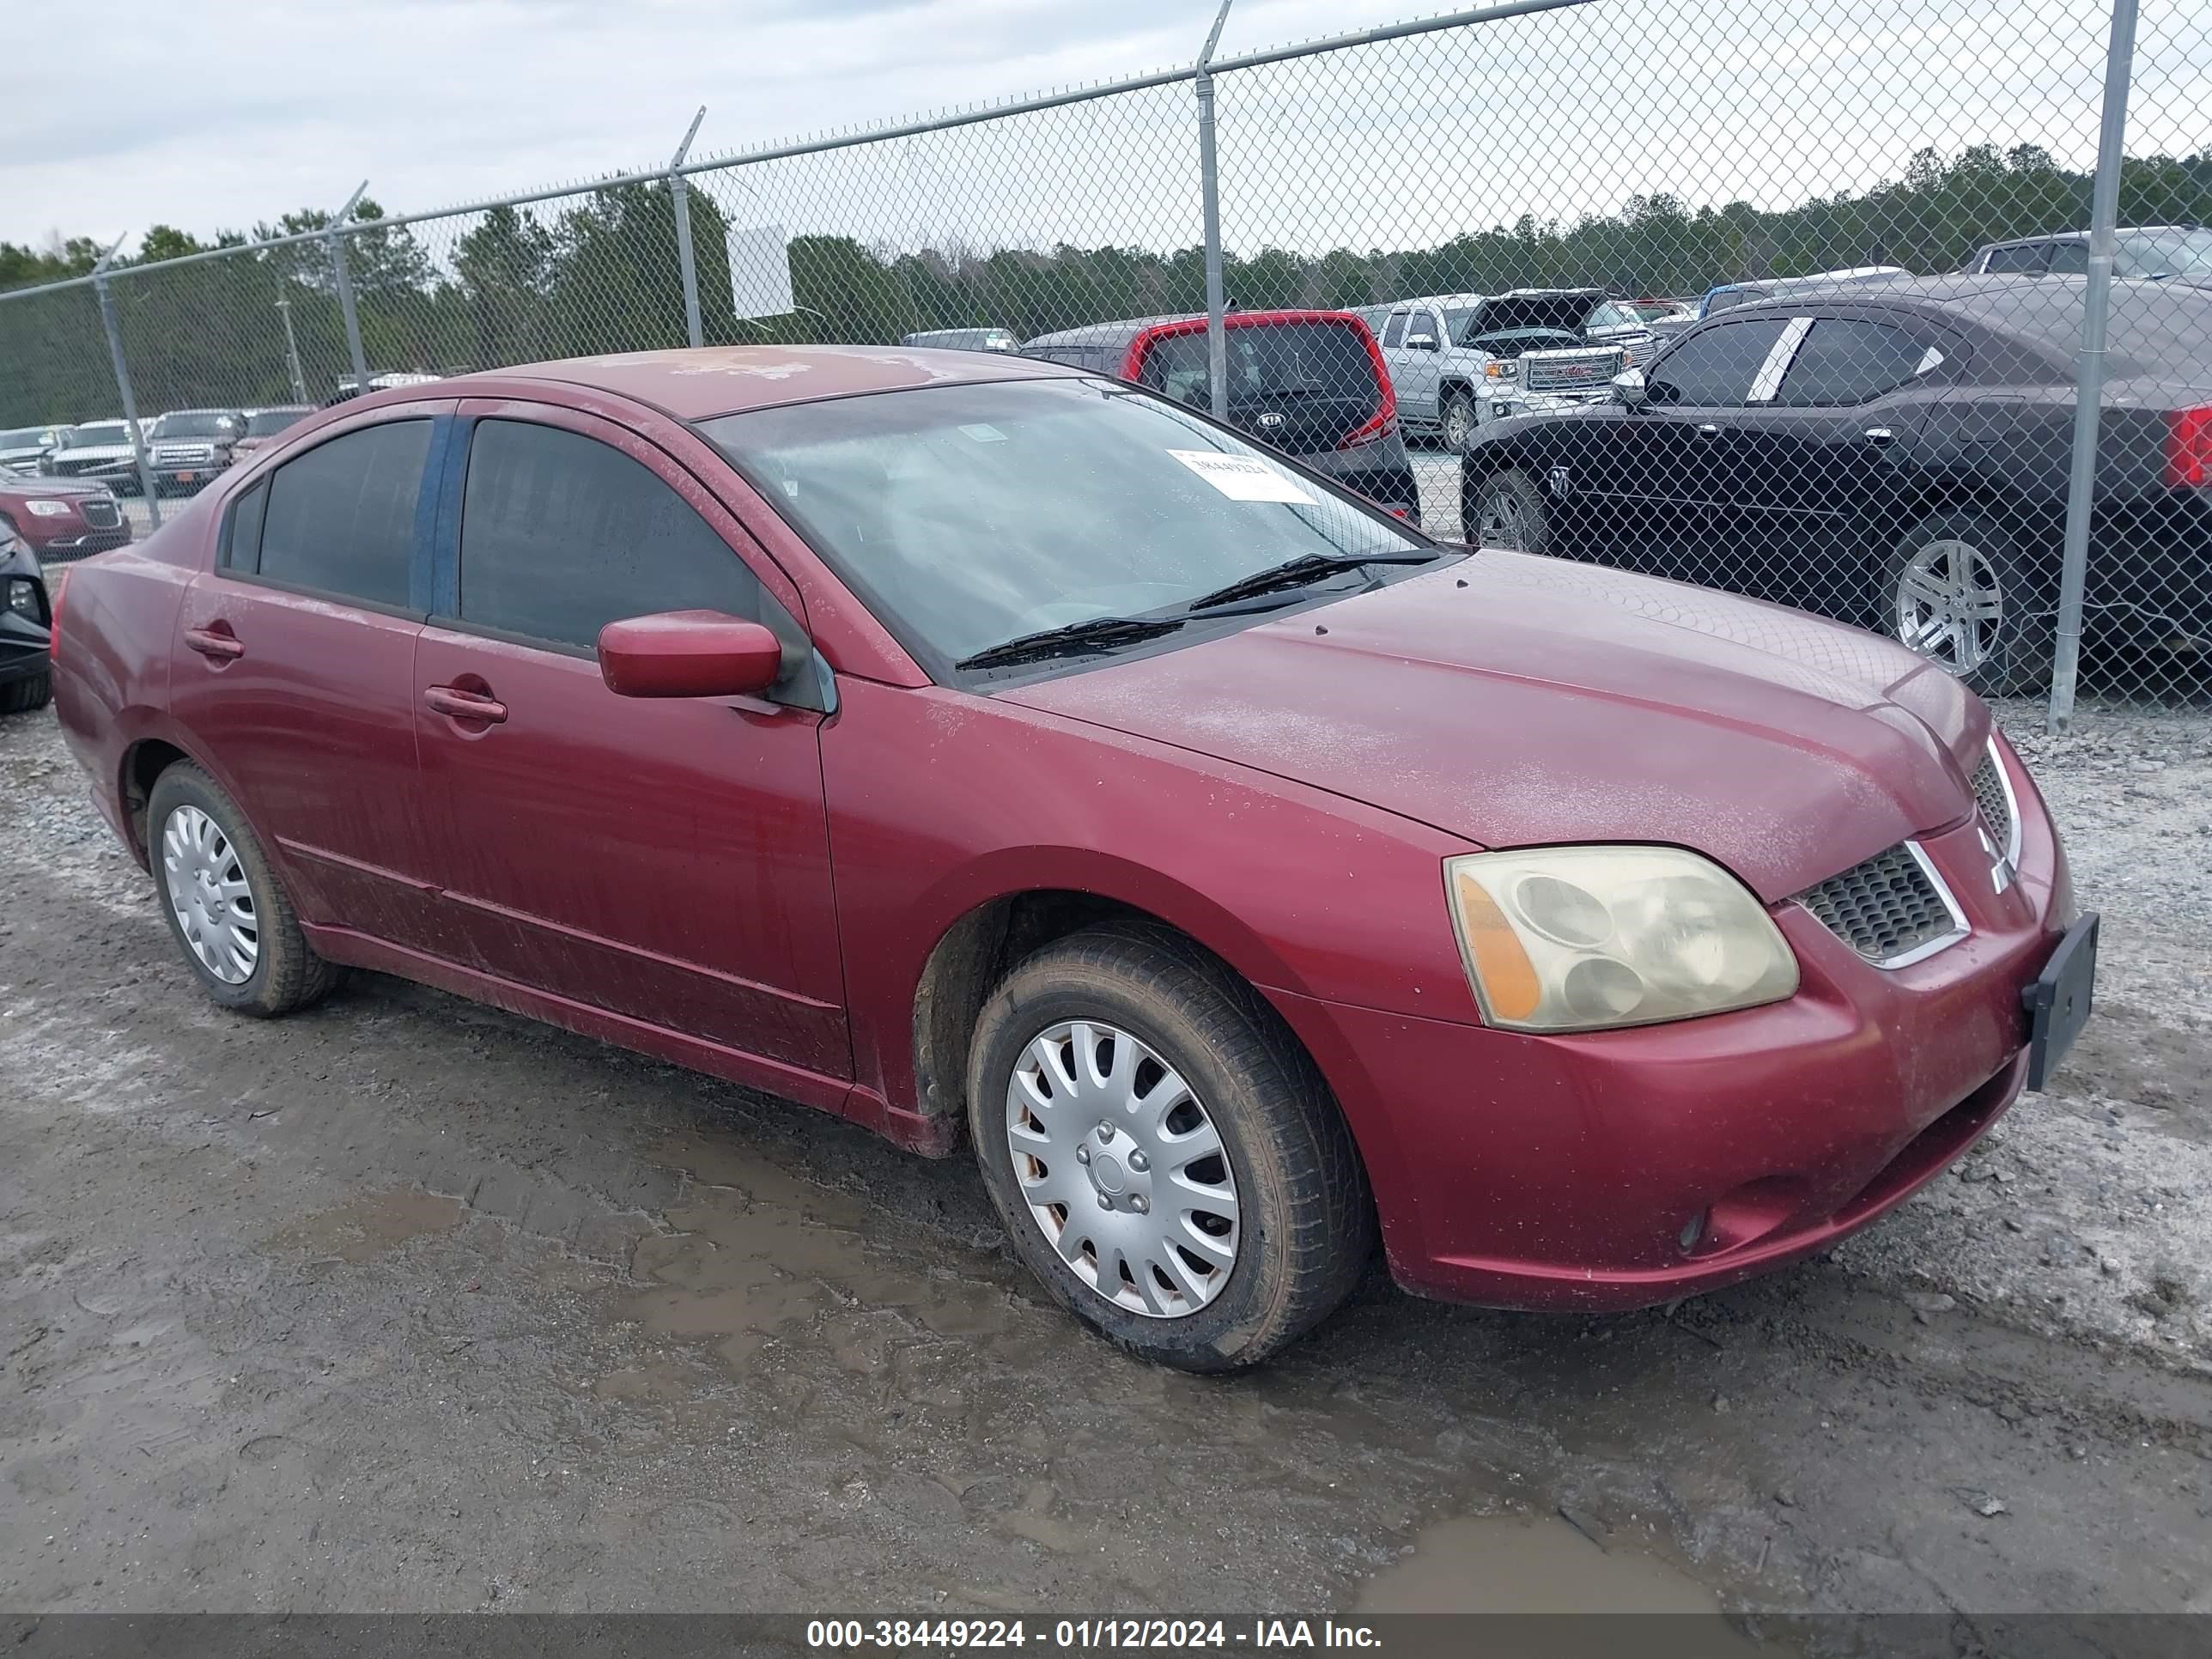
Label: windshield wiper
xmin=1182 ymin=549 xmax=1442 ymax=612
xmin=956 ymin=614 xmax=1188 ymax=672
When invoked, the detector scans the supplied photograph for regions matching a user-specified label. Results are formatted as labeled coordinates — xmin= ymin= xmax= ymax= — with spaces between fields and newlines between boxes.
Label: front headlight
xmin=1444 ymin=847 xmax=1798 ymax=1032
xmin=23 ymin=499 xmax=70 ymax=519
xmin=1482 ymin=361 xmax=1518 ymax=380
xmin=7 ymin=578 xmax=40 ymax=619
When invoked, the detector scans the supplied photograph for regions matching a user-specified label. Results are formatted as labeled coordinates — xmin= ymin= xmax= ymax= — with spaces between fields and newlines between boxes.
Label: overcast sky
xmin=3 ymin=0 xmax=2201 ymax=258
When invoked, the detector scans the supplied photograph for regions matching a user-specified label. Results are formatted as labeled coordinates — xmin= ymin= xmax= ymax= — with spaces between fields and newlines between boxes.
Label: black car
xmin=1022 ymin=309 xmax=1422 ymax=523
xmin=1 ymin=524 xmax=52 ymax=714
xmin=1460 ymin=274 xmax=2212 ymax=691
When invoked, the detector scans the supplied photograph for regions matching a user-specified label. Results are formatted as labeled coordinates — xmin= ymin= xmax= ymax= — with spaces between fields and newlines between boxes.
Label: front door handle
xmin=183 ymin=625 xmax=245 ymax=660
xmin=424 ymin=684 xmax=508 ymax=725
xmin=1864 ymin=426 xmax=1896 ymax=447
xmin=1695 ymin=423 xmax=1721 ymax=436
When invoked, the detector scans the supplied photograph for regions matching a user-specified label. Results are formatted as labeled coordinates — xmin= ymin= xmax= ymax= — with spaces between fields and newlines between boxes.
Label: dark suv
xmin=1022 ymin=310 xmax=1420 ymax=522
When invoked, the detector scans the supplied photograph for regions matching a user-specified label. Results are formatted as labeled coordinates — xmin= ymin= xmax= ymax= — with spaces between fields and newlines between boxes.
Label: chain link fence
xmin=3 ymin=0 xmax=2206 ymax=720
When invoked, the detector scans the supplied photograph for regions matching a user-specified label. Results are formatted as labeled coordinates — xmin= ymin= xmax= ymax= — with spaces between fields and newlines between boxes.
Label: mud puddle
xmin=272 ymin=1187 xmax=465 ymax=1264
xmin=1358 ymin=1513 xmax=1771 ymax=1643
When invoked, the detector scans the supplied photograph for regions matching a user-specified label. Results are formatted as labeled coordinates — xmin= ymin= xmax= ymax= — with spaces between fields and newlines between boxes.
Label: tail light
xmin=2166 ymin=405 xmax=2212 ymax=488
xmin=1336 ymin=317 xmax=1400 ymax=453
xmin=47 ymin=566 xmax=68 ymax=663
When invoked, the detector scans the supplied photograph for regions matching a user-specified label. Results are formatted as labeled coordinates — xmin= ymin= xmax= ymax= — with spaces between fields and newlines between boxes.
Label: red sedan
xmin=47 ymin=347 xmax=2095 ymax=1370
xmin=0 ymin=476 xmax=134 ymax=563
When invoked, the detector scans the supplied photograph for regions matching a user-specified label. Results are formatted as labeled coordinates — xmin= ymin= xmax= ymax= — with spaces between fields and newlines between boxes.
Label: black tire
xmin=1441 ymin=387 xmax=1480 ymax=453
xmin=1465 ymin=466 xmax=1553 ymax=554
xmin=0 ymin=672 xmax=50 ymax=714
xmin=1881 ymin=509 xmax=2055 ymax=696
xmin=967 ymin=923 xmax=1374 ymax=1372
xmin=146 ymin=760 xmax=340 ymax=1017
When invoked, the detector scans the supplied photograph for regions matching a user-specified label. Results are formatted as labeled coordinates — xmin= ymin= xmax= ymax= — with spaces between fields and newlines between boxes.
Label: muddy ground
xmin=2 ymin=695 xmax=2208 ymax=1635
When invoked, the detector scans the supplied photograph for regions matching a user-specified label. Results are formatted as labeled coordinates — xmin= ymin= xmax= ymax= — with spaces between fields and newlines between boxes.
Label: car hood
xmin=54 ymin=444 xmax=137 ymax=460
xmin=1000 ymin=553 xmax=1988 ymax=902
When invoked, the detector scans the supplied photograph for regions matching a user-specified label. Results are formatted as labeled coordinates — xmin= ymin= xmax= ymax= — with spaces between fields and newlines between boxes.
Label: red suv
xmin=48 ymin=346 xmax=2094 ymax=1370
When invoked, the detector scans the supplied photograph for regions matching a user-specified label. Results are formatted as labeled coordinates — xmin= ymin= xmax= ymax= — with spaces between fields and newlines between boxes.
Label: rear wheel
xmin=1882 ymin=510 xmax=2054 ymax=695
xmin=1442 ymin=389 xmax=1480 ymax=452
xmin=147 ymin=761 xmax=340 ymax=1017
xmin=967 ymin=923 xmax=1373 ymax=1372
xmin=1467 ymin=467 xmax=1553 ymax=554
xmin=0 ymin=672 xmax=50 ymax=714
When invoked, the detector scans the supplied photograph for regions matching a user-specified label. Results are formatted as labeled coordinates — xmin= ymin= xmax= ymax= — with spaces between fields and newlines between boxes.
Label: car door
xmin=1587 ymin=315 xmax=1794 ymax=580
xmin=1730 ymin=313 xmax=1955 ymax=616
xmin=410 ymin=400 xmax=849 ymax=1080
xmin=169 ymin=401 xmax=453 ymax=951
xmin=1395 ymin=305 xmax=1445 ymax=423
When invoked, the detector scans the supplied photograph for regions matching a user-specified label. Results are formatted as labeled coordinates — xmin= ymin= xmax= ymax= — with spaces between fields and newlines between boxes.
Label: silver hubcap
xmin=1896 ymin=538 xmax=2002 ymax=674
xmin=1475 ymin=483 xmax=1527 ymax=549
xmin=1004 ymin=1020 xmax=1240 ymax=1319
xmin=161 ymin=804 xmax=259 ymax=984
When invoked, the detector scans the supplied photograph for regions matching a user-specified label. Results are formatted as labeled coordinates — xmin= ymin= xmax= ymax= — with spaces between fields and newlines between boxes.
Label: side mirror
xmin=1405 ymin=333 xmax=1438 ymax=350
xmin=1611 ymin=368 xmax=1649 ymax=409
xmin=598 ymin=610 xmax=785 ymax=699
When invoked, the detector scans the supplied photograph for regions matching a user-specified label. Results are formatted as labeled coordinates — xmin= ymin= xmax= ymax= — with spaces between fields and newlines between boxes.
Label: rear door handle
xmin=424 ymin=684 xmax=508 ymax=725
xmin=1695 ymin=423 xmax=1721 ymax=437
xmin=183 ymin=625 xmax=245 ymax=660
xmin=1864 ymin=426 xmax=1896 ymax=446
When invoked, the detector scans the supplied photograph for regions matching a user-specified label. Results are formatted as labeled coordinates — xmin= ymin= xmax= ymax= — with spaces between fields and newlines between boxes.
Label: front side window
xmin=1646 ymin=318 xmax=1792 ymax=406
xmin=1382 ymin=311 xmax=1410 ymax=348
xmin=456 ymin=418 xmax=765 ymax=651
xmin=1981 ymin=243 xmax=2047 ymax=275
xmin=248 ymin=418 xmax=430 ymax=607
xmin=1772 ymin=318 xmax=1933 ymax=406
xmin=701 ymin=377 xmax=1435 ymax=676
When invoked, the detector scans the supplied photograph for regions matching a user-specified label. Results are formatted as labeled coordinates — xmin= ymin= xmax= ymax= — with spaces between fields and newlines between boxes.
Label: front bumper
xmin=1271 ymin=757 xmax=2075 ymax=1311
xmin=1477 ymin=388 xmax=1613 ymax=425
xmin=0 ymin=610 xmax=50 ymax=686
xmin=16 ymin=513 xmax=131 ymax=562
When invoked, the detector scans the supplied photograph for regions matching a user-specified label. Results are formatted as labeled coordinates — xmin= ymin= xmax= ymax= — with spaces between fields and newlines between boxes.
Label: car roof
xmin=1023 ymin=308 xmax=1368 ymax=350
xmin=483 ymin=344 xmax=1076 ymax=420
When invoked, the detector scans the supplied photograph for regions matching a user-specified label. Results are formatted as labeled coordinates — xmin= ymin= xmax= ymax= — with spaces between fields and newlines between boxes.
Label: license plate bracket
xmin=2022 ymin=912 xmax=2098 ymax=1091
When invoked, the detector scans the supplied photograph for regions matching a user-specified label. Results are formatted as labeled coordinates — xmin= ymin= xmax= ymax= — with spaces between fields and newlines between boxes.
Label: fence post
xmin=1196 ymin=0 xmax=1235 ymax=421
xmin=329 ymin=180 xmax=371 ymax=399
xmin=89 ymin=235 xmax=161 ymax=529
xmin=276 ymin=298 xmax=309 ymax=404
xmin=2048 ymin=0 xmax=2139 ymax=732
xmin=669 ymin=106 xmax=708 ymax=349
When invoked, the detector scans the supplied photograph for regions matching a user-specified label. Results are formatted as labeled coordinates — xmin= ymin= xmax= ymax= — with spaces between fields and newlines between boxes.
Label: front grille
xmin=153 ymin=443 xmax=214 ymax=466
xmin=1971 ymin=748 xmax=2017 ymax=861
xmin=79 ymin=499 xmax=120 ymax=529
xmin=1523 ymin=349 xmax=1627 ymax=392
xmin=1796 ymin=842 xmax=1964 ymax=967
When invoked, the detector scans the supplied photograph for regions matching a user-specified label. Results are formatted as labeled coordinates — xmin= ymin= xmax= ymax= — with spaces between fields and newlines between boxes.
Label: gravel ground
xmin=1 ymin=679 xmax=2209 ymax=1628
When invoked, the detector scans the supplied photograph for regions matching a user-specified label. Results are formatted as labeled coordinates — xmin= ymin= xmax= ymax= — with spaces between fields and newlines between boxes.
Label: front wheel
xmin=967 ymin=924 xmax=1374 ymax=1372
xmin=1882 ymin=510 xmax=2055 ymax=695
xmin=1442 ymin=389 xmax=1480 ymax=452
xmin=1466 ymin=467 xmax=1553 ymax=554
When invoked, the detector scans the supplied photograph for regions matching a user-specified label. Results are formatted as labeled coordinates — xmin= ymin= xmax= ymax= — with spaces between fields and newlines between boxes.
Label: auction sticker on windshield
xmin=1168 ymin=449 xmax=1316 ymax=503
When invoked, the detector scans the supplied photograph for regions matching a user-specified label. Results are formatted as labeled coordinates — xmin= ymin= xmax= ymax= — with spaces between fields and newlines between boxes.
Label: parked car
xmin=49 ymin=343 xmax=2092 ymax=1370
xmin=0 ymin=521 xmax=52 ymax=714
xmin=1698 ymin=266 xmax=1910 ymax=319
xmin=1024 ymin=309 xmax=1419 ymax=520
xmin=1 ymin=423 xmax=71 ymax=477
xmin=41 ymin=419 xmax=145 ymax=491
xmin=146 ymin=409 xmax=247 ymax=495
xmin=0 ymin=477 xmax=133 ymax=564
xmin=232 ymin=405 xmax=315 ymax=460
xmin=1376 ymin=291 xmax=1642 ymax=450
xmin=1459 ymin=274 xmax=2212 ymax=692
xmin=900 ymin=328 xmax=1018 ymax=353
xmin=331 ymin=372 xmax=442 ymax=404
xmin=1967 ymin=225 xmax=2212 ymax=287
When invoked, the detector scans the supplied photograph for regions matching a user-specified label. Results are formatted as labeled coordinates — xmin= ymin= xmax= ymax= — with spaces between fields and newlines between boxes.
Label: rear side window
xmin=1647 ymin=318 xmax=1791 ymax=406
xmin=1135 ymin=321 xmax=1379 ymax=411
xmin=1981 ymin=243 xmax=2047 ymax=274
xmin=456 ymin=418 xmax=764 ymax=651
xmin=1773 ymin=318 xmax=1932 ymax=406
xmin=247 ymin=418 xmax=431 ymax=607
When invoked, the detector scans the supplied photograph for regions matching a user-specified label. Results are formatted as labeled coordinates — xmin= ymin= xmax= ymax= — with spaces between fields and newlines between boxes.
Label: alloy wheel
xmin=1003 ymin=1019 xmax=1241 ymax=1318
xmin=1474 ymin=483 xmax=1528 ymax=550
xmin=161 ymin=804 xmax=259 ymax=984
xmin=1443 ymin=399 xmax=1475 ymax=450
xmin=1894 ymin=538 xmax=2002 ymax=675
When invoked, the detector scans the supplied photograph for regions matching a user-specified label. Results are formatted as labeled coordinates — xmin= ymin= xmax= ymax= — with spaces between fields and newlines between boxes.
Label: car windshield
xmin=1136 ymin=321 xmax=1378 ymax=410
xmin=2115 ymin=228 xmax=2212 ymax=278
xmin=0 ymin=428 xmax=52 ymax=448
xmin=154 ymin=411 xmax=241 ymax=438
xmin=700 ymin=377 xmax=1432 ymax=675
xmin=246 ymin=408 xmax=307 ymax=437
xmin=1443 ymin=306 xmax=1486 ymax=344
xmin=70 ymin=422 xmax=130 ymax=446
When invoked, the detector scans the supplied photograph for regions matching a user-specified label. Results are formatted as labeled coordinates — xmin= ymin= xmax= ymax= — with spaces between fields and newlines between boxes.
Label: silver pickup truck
xmin=1373 ymin=289 xmax=1652 ymax=449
